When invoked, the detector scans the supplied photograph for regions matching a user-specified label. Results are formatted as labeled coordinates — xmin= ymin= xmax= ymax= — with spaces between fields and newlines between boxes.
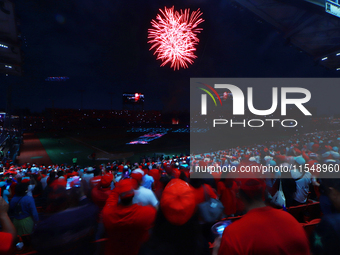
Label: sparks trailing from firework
xmin=148 ymin=6 xmax=204 ymax=70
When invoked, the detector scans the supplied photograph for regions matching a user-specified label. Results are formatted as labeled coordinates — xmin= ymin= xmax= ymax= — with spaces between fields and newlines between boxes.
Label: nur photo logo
xmin=197 ymin=83 xmax=312 ymax=128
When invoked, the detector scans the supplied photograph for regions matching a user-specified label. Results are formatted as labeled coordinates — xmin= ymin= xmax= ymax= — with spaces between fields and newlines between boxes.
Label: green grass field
xmin=37 ymin=127 xmax=292 ymax=166
xmin=37 ymin=128 xmax=190 ymax=165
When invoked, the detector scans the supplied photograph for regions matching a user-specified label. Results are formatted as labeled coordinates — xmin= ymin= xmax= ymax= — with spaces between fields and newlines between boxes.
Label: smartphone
xmin=66 ymin=177 xmax=81 ymax=190
xmin=66 ymin=178 xmax=72 ymax=190
xmin=211 ymin=220 xmax=232 ymax=236
xmin=216 ymin=225 xmax=226 ymax=236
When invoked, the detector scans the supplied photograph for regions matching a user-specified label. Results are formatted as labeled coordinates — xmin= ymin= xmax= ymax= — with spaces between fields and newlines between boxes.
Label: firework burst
xmin=148 ymin=6 xmax=204 ymax=70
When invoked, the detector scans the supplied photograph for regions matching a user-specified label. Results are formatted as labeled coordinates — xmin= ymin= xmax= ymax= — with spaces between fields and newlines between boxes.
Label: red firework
xmin=148 ymin=6 xmax=204 ymax=70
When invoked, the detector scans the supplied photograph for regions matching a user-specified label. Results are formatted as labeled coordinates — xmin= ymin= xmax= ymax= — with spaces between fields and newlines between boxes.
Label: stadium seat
xmin=92 ymin=238 xmax=108 ymax=243
xmin=35 ymin=206 xmax=44 ymax=213
xmin=306 ymin=202 xmax=322 ymax=221
xmin=308 ymin=218 xmax=322 ymax=224
xmin=288 ymin=202 xmax=321 ymax=223
xmin=225 ymin=216 xmax=242 ymax=221
xmin=302 ymin=218 xmax=321 ymax=238
xmin=287 ymin=204 xmax=307 ymax=223
xmin=92 ymin=238 xmax=108 ymax=255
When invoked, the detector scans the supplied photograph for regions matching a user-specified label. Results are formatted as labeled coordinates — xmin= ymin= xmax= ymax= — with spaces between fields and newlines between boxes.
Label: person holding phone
xmin=31 ymin=177 xmax=99 ymax=254
xmin=213 ymin=178 xmax=309 ymax=255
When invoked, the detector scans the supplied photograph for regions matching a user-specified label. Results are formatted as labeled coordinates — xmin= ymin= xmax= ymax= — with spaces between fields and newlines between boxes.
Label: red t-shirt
xmin=194 ymin=184 xmax=217 ymax=205
xmin=90 ymin=176 xmax=102 ymax=189
xmin=9 ymin=181 xmax=16 ymax=198
xmin=102 ymin=190 xmax=156 ymax=255
xmin=149 ymin=169 xmax=164 ymax=200
xmin=92 ymin=186 xmax=112 ymax=210
xmin=149 ymin=169 xmax=160 ymax=182
xmin=302 ymin=151 xmax=310 ymax=162
xmin=218 ymin=206 xmax=310 ymax=255
xmin=0 ymin=232 xmax=13 ymax=255
xmin=217 ymin=181 xmax=237 ymax=216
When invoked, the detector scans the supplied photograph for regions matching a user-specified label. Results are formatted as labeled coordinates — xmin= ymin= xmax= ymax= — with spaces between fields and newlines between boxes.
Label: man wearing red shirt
xmin=92 ymin=173 xmax=114 ymax=210
xmin=102 ymin=179 xmax=156 ymax=255
xmin=90 ymin=175 xmax=102 ymax=188
xmin=215 ymin=178 xmax=310 ymax=255
xmin=0 ymin=196 xmax=16 ymax=255
xmin=217 ymin=178 xmax=238 ymax=216
xmin=92 ymin=173 xmax=114 ymax=240
xmin=194 ymin=183 xmax=217 ymax=205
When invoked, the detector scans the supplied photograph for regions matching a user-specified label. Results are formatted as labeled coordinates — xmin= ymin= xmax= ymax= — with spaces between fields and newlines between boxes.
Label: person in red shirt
xmin=149 ymin=167 xmax=162 ymax=199
xmin=91 ymin=173 xmax=114 ymax=210
xmin=91 ymin=173 xmax=114 ymax=239
xmin=190 ymin=178 xmax=218 ymax=243
xmin=214 ymin=178 xmax=310 ymax=255
xmin=0 ymin=196 xmax=16 ymax=255
xmin=138 ymin=179 xmax=210 ymax=255
xmin=102 ymin=179 xmax=156 ymax=255
xmin=90 ymin=175 xmax=102 ymax=189
xmin=190 ymin=178 xmax=217 ymax=205
xmin=217 ymin=175 xmax=238 ymax=217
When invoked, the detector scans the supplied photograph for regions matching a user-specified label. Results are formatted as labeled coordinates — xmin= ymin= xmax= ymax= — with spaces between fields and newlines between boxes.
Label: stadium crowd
xmin=0 ymin=130 xmax=340 ymax=254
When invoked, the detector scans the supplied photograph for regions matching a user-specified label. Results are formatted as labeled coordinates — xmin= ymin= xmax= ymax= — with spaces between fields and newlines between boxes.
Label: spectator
xmin=89 ymin=168 xmax=102 ymax=189
xmin=190 ymin=177 xmax=217 ymax=205
xmin=91 ymin=173 xmax=114 ymax=239
xmin=214 ymin=178 xmax=310 ymax=255
xmin=281 ymin=165 xmax=297 ymax=208
xmin=149 ymin=167 xmax=162 ymax=199
xmin=31 ymin=179 xmax=99 ymax=255
xmin=191 ymin=176 xmax=218 ymax=243
xmin=0 ymin=180 xmax=11 ymax=204
xmin=0 ymin=196 xmax=16 ymax=255
xmin=27 ymin=176 xmax=36 ymax=196
xmin=217 ymin=173 xmax=237 ymax=217
xmin=141 ymin=166 xmax=154 ymax=190
xmin=131 ymin=170 xmax=158 ymax=209
xmin=9 ymin=181 xmax=39 ymax=236
xmin=38 ymin=170 xmax=48 ymax=190
xmin=310 ymin=178 xmax=340 ymax=254
xmin=139 ymin=179 xmax=210 ymax=255
xmin=41 ymin=171 xmax=57 ymax=211
xmin=291 ymin=165 xmax=313 ymax=206
xmin=318 ymin=178 xmax=337 ymax=215
xmin=57 ymin=170 xmax=65 ymax=180
xmin=91 ymin=173 xmax=114 ymax=210
xmin=82 ymin=167 xmax=95 ymax=184
xmin=102 ymin=179 xmax=156 ymax=255
xmin=32 ymin=174 xmax=43 ymax=199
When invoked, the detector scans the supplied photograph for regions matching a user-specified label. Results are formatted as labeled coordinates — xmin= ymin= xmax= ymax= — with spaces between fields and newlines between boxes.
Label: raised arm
xmin=0 ymin=196 xmax=16 ymax=239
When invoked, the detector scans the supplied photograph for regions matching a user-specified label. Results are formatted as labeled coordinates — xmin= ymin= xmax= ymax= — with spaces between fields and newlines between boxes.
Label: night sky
xmin=1 ymin=0 xmax=339 ymax=113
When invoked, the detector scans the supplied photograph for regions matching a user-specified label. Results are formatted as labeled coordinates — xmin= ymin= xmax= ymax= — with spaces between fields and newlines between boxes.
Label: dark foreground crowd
xmin=0 ymin=130 xmax=340 ymax=255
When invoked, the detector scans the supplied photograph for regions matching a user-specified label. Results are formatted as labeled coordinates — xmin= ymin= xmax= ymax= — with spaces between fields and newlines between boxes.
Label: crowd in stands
xmin=0 ymin=130 xmax=339 ymax=254
xmin=27 ymin=109 xmax=164 ymax=131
